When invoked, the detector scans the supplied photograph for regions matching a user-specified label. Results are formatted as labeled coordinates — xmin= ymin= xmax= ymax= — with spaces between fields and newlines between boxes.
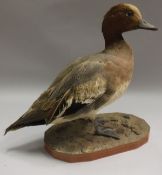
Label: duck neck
xmin=104 ymin=33 xmax=124 ymax=49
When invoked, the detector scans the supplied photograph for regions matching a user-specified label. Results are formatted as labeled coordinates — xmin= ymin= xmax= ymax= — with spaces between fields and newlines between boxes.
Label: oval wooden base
xmin=44 ymin=113 xmax=150 ymax=163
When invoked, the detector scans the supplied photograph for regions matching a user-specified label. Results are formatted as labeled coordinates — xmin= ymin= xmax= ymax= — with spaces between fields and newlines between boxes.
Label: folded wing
xmin=5 ymin=58 xmax=108 ymax=134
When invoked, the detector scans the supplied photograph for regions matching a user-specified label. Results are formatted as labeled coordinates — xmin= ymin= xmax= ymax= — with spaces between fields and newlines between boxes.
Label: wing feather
xmin=31 ymin=57 xmax=107 ymax=124
xmin=45 ymin=75 xmax=107 ymax=123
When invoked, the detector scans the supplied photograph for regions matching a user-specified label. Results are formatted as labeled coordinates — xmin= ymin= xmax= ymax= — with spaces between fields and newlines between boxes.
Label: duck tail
xmin=4 ymin=110 xmax=47 ymax=135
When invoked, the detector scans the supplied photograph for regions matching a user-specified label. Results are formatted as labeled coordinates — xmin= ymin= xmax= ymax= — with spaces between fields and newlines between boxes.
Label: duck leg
xmin=94 ymin=118 xmax=120 ymax=140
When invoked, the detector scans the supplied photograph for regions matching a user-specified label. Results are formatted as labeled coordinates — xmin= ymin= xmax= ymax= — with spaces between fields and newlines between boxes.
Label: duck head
xmin=102 ymin=3 xmax=158 ymax=45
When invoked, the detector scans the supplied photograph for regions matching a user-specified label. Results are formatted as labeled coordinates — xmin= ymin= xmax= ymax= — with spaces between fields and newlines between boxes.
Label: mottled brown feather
xmin=6 ymin=3 xmax=144 ymax=134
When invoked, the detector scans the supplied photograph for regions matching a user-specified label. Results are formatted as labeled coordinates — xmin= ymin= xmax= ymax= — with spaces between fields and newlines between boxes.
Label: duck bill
xmin=138 ymin=19 xmax=158 ymax=31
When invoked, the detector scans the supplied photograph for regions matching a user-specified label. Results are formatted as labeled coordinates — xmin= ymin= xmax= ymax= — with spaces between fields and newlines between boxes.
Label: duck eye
xmin=126 ymin=11 xmax=134 ymax=17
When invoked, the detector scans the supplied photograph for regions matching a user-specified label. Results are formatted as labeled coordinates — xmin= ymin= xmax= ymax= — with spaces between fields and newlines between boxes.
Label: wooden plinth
xmin=44 ymin=113 xmax=150 ymax=163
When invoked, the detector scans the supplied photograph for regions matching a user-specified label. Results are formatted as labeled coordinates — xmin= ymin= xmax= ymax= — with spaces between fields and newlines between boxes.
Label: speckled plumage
xmin=5 ymin=3 xmax=157 ymax=134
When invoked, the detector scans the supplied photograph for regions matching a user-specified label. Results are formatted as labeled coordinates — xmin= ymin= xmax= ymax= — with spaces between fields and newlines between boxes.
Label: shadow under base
xmin=44 ymin=113 xmax=150 ymax=163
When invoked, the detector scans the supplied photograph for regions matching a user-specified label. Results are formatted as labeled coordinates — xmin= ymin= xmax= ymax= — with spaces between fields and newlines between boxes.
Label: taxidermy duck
xmin=5 ymin=3 xmax=157 ymax=139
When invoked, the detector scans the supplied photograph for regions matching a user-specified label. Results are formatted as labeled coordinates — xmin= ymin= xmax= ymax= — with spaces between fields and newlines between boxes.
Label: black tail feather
xmin=5 ymin=110 xmax=47 ymax=135
xmin=4 ymin=119 xmax=46 ymax=135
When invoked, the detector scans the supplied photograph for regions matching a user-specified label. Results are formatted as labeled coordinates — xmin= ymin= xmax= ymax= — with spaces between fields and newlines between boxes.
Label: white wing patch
xmin=55 ymin=95 xmax=73 ymax=118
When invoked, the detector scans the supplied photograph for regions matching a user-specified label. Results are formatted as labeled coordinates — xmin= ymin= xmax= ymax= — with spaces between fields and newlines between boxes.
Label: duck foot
xmin=94 ymin=118 xmax=120 ymax=140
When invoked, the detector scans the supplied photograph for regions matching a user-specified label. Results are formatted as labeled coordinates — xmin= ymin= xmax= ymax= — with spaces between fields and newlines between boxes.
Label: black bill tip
xmin=138 ymin=19 xmax=158 ymax=31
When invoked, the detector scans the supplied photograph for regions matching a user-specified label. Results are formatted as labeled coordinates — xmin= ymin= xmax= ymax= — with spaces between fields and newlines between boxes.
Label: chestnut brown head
xmin=102 ymin=3 xmax=158 ymax=38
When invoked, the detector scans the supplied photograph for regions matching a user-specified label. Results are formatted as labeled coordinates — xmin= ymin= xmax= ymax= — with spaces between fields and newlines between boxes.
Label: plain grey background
xmin=0 ymin=0 xmax=162 ymax=175
xmin=0 ymin=0 xmax=161 ymax=91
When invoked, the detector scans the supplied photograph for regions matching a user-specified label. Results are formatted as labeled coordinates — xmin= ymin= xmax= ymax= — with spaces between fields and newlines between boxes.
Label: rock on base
xmin=44 ymin=113 xmax=150 ymax=163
